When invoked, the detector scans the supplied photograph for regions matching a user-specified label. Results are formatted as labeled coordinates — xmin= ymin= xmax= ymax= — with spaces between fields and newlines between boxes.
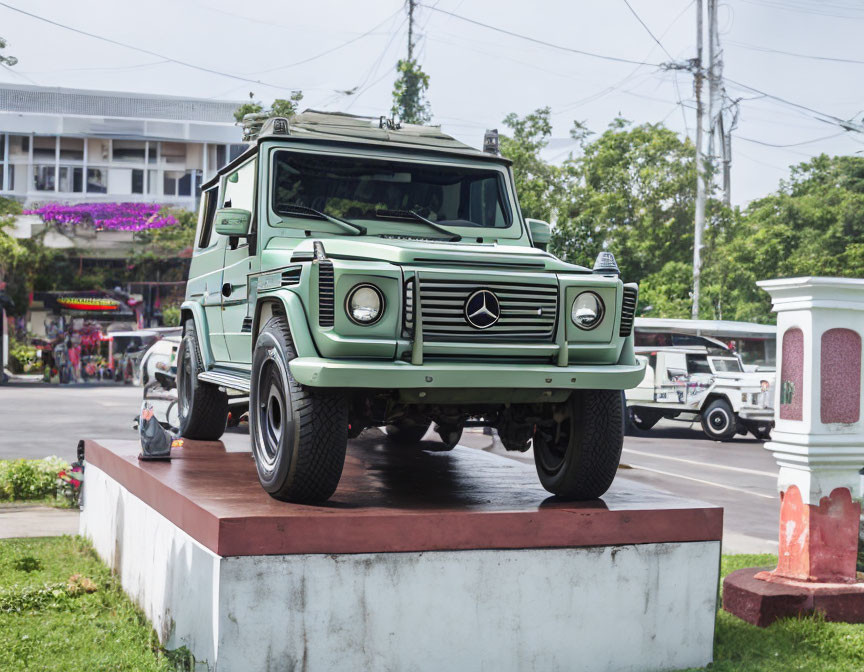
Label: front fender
xmin=254 ymin=290 xmax=319 ymax=358
xmin=180 ymin=301 xmax=214 ymax=370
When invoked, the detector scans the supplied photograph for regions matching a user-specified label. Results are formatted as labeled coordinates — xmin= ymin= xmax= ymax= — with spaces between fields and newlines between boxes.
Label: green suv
xmin=178 ymin=111 xmax=645 ymax=503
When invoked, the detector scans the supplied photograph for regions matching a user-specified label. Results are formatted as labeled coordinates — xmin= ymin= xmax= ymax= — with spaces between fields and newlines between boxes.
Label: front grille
xmin=318 ymin=261 xmax=334 ymax=326
xmin=619 ymin=285 xmax=638 ymax=337
xmin=405 ymin=277 xmax=558 ymax=341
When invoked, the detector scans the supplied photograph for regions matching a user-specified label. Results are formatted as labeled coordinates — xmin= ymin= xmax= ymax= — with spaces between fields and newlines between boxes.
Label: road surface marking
xmin=623 ymin=448 xmax=777 ymax=478
xmin=625 ymin=463 xmax=776 ymax=499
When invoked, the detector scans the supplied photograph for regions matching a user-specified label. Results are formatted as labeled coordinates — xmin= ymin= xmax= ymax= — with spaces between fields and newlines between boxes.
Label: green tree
xmin=234 ymin=91 xmax=304 ymax=122
xmin=554 ymin=118 xmax=705 ymax=279
xmin=499 ymin=108 xmax=564 ymax=224
xmin=0 ymin=36 xmax=17 ymax=67
xmin=1 ymin=206 xmax=198 ymax=316
xmin=705 ymin=154 xmax=864 ymax=322
xmin=391 ymin=58 xmax=431 ymax=125
xmin=271 ymin=92 xmax=304 ymax=118
xmin=125 ymin=209 xmax=198 ymax=284
xmin=0 ymin=197 xmax=24 ymax=285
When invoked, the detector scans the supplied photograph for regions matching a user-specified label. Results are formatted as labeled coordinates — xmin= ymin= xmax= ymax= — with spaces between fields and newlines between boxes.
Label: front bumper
xmin=289 ymin=357 xmax=646 ymax=390
xmin=737 ymin=408 xmax=774 ymax=422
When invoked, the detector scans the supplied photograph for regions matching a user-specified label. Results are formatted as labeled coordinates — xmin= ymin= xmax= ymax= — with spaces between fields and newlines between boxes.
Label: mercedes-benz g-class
xmin=178 ymin=111 xmax=645 ymax=503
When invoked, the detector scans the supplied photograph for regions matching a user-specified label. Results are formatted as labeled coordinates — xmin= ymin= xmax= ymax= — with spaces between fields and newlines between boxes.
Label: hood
xmin=267 ymin=237 xmax=593 ymax=273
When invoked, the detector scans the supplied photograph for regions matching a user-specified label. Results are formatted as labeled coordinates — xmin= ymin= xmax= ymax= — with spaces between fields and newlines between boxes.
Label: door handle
xmin=222 ymin=282 xmax=232 ymax=298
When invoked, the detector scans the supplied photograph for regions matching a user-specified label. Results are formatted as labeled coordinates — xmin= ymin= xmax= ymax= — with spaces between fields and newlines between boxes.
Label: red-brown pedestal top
xmin=82 ymin=434 xmax=723 ymax=557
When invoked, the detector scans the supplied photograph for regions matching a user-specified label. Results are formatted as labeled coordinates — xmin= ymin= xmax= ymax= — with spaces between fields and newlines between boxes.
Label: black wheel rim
xmin=255 ymin=359 xmax=285 ymax=470
xmin=535 ymin=405 xmax=572 ymax=474
xmin=178 ymin=340 xmax=193 ymax=418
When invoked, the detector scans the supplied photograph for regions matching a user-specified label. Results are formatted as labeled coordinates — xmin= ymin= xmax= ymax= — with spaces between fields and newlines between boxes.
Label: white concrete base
xmin=81 ymin=463 xmax=720 ymax=672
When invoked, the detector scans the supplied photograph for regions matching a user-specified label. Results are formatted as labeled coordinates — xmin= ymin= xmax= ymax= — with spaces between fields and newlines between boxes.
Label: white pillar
xmin=54 ymin=136 xmax=60 ymax=193
xmin=2 ymin=133 xmax=9 ymax=192
xmin=758 ymin=277 xmax=864 ymax=505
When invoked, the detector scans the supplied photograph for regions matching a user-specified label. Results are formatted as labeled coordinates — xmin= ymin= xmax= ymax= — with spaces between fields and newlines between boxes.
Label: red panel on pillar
xmin=821 ymin=328 xmax=861 ymax=424
xmin=780 ymin=328 xmax=804 ymax=421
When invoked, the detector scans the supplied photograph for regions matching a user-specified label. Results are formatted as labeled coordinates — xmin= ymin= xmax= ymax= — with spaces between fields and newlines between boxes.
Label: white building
xmin=0 ymin=83 xmax=246 ymax=210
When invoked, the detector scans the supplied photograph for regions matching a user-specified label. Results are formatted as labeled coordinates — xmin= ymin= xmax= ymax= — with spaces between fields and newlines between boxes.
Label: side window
xmin=686 ymin=354 xmax=711 ymax=375
xmin=197 ymin=187 xmax=218 ymax=248
xmin=663 ymin=352 xmax=688 ymax=382
xmin=223 ymin=160 xmax=255 ymax=212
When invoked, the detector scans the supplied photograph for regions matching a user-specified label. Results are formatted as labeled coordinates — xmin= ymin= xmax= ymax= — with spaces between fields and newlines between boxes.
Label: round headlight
xmin=346 ymin=284 xmax=384 ymax=325
xmin=571 ymin=291 xmax=604 ymax=330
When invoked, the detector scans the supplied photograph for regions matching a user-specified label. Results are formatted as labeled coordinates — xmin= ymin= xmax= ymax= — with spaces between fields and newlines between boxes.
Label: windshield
xmin=710 ymin=357 xmax=743 ymax=373
xmin=272 ymin=152 xmax=511 ymax=231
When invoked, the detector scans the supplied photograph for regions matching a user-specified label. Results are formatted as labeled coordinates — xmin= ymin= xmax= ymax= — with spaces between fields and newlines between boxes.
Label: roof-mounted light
xmin=483 ymin=128 xmax=500 ymax=155
xmin=241 ymin=114 xmax=291 ymax=142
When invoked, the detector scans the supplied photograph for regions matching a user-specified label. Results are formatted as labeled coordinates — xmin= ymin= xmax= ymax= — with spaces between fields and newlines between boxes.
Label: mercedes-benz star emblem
xmin=464 ymin=289 xmax=501 ymax=329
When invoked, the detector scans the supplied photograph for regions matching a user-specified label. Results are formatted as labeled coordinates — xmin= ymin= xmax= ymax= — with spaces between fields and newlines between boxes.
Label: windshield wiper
xmin=276 ymin=202 xmax=366 ymax=235
xmin=375 ymin=209 xmax=461 ymax=242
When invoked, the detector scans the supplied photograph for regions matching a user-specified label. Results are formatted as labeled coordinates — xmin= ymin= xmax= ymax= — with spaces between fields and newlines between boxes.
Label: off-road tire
xmin=385 ymin=421 xmax=430 ymax=445
xmin=533 ymin=389 xmax=624 ymax=499
xmin=250 ymin=315 xmax=348 ymax=503
xmin=701 ymin=398 xmax=737 ymax=441
xmin=628 ymin=406 xmax=662 ymax=431
xmin=434 ymin=423 xmax=463 ymax=451
xmin=177 ymin=319 xmax=228 ymax=440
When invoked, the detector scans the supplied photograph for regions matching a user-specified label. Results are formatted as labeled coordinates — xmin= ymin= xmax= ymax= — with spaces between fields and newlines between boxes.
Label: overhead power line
xmin=418 ymin=3 xmax=662 ymax=67
xmin=620 ymin=0 xmax=693 ymax=136
xmin=734 ymin=131 xmax=847 ymax=148
xmin=725 ymin=77 xmax=864 ymax=132
xmin=0 ymin=1 xmax=303 ymax=93
xmin=727 ymin=39 xmax=864 ymax=65
xmin=740 ymin=0 xmax=864 ymax=20
xmin=621 ymin=0 xmax=674 ymax=60
xmin=252 ymin=9 xmax=402 ymax=75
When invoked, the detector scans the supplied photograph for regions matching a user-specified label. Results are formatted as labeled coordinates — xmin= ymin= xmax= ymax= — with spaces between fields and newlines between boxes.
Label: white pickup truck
xmin=626 ymin=344 xmax=774 ymax=441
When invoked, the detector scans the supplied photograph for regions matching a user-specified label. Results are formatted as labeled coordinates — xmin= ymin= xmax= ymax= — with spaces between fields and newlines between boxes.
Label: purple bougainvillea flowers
xmin=24 ymin=203 xmax=178 ymax=232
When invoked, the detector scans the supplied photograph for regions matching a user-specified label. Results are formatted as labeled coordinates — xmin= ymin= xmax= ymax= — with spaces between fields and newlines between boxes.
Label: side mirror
xmin=214 ymin=208 xmax=252 ymax=237
xmin=526 ymin=218 xmax=551 ymax=251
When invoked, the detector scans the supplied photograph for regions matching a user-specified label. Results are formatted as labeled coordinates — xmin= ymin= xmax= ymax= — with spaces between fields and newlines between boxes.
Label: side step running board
xmin=198 ymin=370 xmax=251 ymax=393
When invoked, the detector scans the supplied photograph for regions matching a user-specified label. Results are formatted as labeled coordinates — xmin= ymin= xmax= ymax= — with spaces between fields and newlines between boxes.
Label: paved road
xmin=0 ymin=382 xmax=779 ymax=552
xmin=481 ymin=420 xmax=779 ymax=554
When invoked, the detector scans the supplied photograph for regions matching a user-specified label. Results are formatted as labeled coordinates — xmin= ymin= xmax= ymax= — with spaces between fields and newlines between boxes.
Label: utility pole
xmin=692 ymin=0 xmax=706 ymax=321
xmin=407 ymin=0 xmax=416 ymax=61
xmin=719 ymin=113 xmax=732 ymax=207
xmin=707 ymin=0 xmax=732 ymax=207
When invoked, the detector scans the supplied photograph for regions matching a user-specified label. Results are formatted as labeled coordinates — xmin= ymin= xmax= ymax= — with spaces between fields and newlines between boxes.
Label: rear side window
xmin=687 ymin=355 xmax=711 ymax=375
xmin=711 ymin=357 xmax=743 ymax=373
xmin=197 ymin=187 xmax=218 ymax=248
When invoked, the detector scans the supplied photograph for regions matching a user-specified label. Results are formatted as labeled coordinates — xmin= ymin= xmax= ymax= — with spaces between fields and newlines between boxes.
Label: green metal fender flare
xmin=179 ymin=301 xmax=215 ymax=369
xmin=252 ymin=290 xmax=319 ymax=358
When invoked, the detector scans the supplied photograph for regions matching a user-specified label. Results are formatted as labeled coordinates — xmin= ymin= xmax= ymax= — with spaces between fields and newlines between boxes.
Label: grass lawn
xmin=2 ymin=539 xmax=863 ymax=671
xmin=0 ymin=536 xmax=190 ymax=672
xmin=693 ymin=553 xmax=864 ymax=671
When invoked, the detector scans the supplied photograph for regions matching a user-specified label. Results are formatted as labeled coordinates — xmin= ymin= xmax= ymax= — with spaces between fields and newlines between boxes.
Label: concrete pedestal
xmin=79 ymin=435 xmax=723 ymax=672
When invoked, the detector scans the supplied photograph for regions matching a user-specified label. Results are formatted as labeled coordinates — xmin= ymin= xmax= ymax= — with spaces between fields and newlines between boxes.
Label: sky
xmin=2 ymin=0 xmax=864 ymax=205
